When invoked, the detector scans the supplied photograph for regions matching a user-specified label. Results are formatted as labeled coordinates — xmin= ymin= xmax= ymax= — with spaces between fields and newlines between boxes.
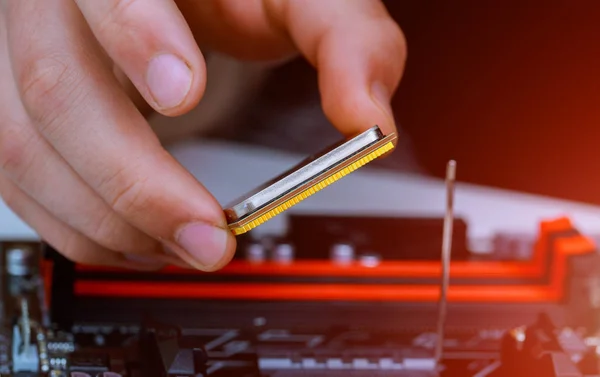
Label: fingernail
xmin=146 ymin=54 xmax=192 ymax=109
xmin=175 ymin=222 xmax=228 ymax=269
xmin=370 ymin=81 xmax=395 ymax=121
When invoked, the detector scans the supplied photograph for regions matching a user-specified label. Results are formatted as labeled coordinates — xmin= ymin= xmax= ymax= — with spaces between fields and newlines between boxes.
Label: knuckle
xmin=55 ymin=233 xmax=87 ymax=263
xmin=97 ymin=0 xmax=141 ymax=52
xmin=104 ymin=0 xmax=139 ymax=25
xmin=54 ymin=230 xmax=113 ymax=266
xmin=88 ymin=209 xmax=127 ymax=251
xmin=322 ymin=86 xmax=359 ymax=119
xmin=18 ymin=54 xmax=85 ymax=133
xmin=100 ymin=166 xmax=153 ymax=218
xmin=376 ymin=20 xmax=407 ymax=74
xmin=88 ymin=208 xmax=154 ymax=254
xmin=59 ymin=236 xmax=107 ymax=266
xmin=387 ymin=21 xmax=407 ymax=62
xmin=110 ymin=179 xmax=151 ymax=218
xmin=0 ymin=123 xmax=35 ymax=178
xmin=0 ymin=175 xmax=18 ymax=210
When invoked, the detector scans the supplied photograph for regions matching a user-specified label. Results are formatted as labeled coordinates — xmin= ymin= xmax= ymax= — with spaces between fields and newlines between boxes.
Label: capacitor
xmin=330 ymin=243 xmax=355 ymax=265
xmin=6 ymin=245 xmax=37 ymax=276
xmin=245 ymin=243 xmax=266 ymax=264
xmin=272 ymin=243 xmax=294 ymax=264
xmin=359 ymin=252 xmax=381 ymax=268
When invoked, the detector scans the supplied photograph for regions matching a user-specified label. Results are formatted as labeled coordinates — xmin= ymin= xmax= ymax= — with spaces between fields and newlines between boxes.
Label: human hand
xmin=0 ymin=0 xmax=406 ymax=271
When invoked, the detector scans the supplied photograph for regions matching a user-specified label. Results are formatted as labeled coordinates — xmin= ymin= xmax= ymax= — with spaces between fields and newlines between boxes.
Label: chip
xmin=224 ymin=126 xmax=397 ymax=235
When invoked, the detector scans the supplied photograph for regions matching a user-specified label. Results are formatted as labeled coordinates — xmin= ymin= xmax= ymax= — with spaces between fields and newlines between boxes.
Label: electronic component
xmin=12 ymin=325 xmax=38 ymax=372
xmin=5 ymin=243 xmax=38 ymax=277
xmin=245 ymin=243 xmax=267 ymax=264
xmin=288 ymin=215 xmax=470 ymax=260
xmin=224 ymin=125 xmax=397 ymax=235
xmin=3 ymin=159 xmax=600 ymax=377
xmin=66 ymin=217 xmax=599 ymax=315
xmin=358 ymin=252 xmax=381 ymax=267
xmin=329 ymin=243 xmax=355 ymax=265
xmin=271 ymin=243 xmax=294 ymax=264
xmin=1 ymin=215 xmax=600 ymax=376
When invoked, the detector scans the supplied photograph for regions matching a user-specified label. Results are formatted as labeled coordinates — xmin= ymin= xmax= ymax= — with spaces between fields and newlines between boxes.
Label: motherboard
xmin=2 ymin=214 xmax=600 ymax=376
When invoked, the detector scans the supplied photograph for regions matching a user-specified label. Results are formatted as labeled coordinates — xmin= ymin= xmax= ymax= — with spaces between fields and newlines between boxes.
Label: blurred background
xmin=155 ymin=0 xmax=600 ymax=206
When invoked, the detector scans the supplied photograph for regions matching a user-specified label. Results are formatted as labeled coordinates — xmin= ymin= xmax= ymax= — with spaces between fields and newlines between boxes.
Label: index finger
xmin=74 ymin=0 xmax=207 ymax=116
xmin=6 ymin=0 xmax=235 ymax=271
xmin=265 ymin=0 xmax=406 ymax=137
xmin=181 ymin=0 xmax=406 ymax=137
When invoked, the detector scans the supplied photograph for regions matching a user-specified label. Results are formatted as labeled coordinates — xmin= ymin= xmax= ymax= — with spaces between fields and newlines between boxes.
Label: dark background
xmin=212 ymin=1 xmax=600 ymax=206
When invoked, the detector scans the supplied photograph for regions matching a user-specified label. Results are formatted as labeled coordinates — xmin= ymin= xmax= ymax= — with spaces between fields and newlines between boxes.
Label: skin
xmin=0 ymin=0 xmax=406 ymax=272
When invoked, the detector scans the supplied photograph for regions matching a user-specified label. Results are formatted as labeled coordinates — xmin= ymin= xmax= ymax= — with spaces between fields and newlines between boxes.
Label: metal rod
xmin=435 ymin=160 xmax=456 ymax=365
xmin=20 ymin=297 xmax=30 ymax=355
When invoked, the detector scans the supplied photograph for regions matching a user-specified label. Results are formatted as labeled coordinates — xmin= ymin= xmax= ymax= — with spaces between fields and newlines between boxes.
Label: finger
xmin=0 ymin=173 xmax=164 ymax=270
xmin=0 ymin=10 xmax=159 ymax=257
xmin=265 ymin=0 xmax=406 ymax=137
xmin=75 ymin=0 xmax=206 ymax=116
xmin=0 ymin=118 xmax=162 ymax=256
xmin=113 ymin=64 xmax=154 ymax=118
xmin=179 ymin=0 xmax=405 ymax=137
xmin=6 ymin=0 xmax=236 ymax=271
xmin=175 ymin=0 xmax=297 ymax=61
